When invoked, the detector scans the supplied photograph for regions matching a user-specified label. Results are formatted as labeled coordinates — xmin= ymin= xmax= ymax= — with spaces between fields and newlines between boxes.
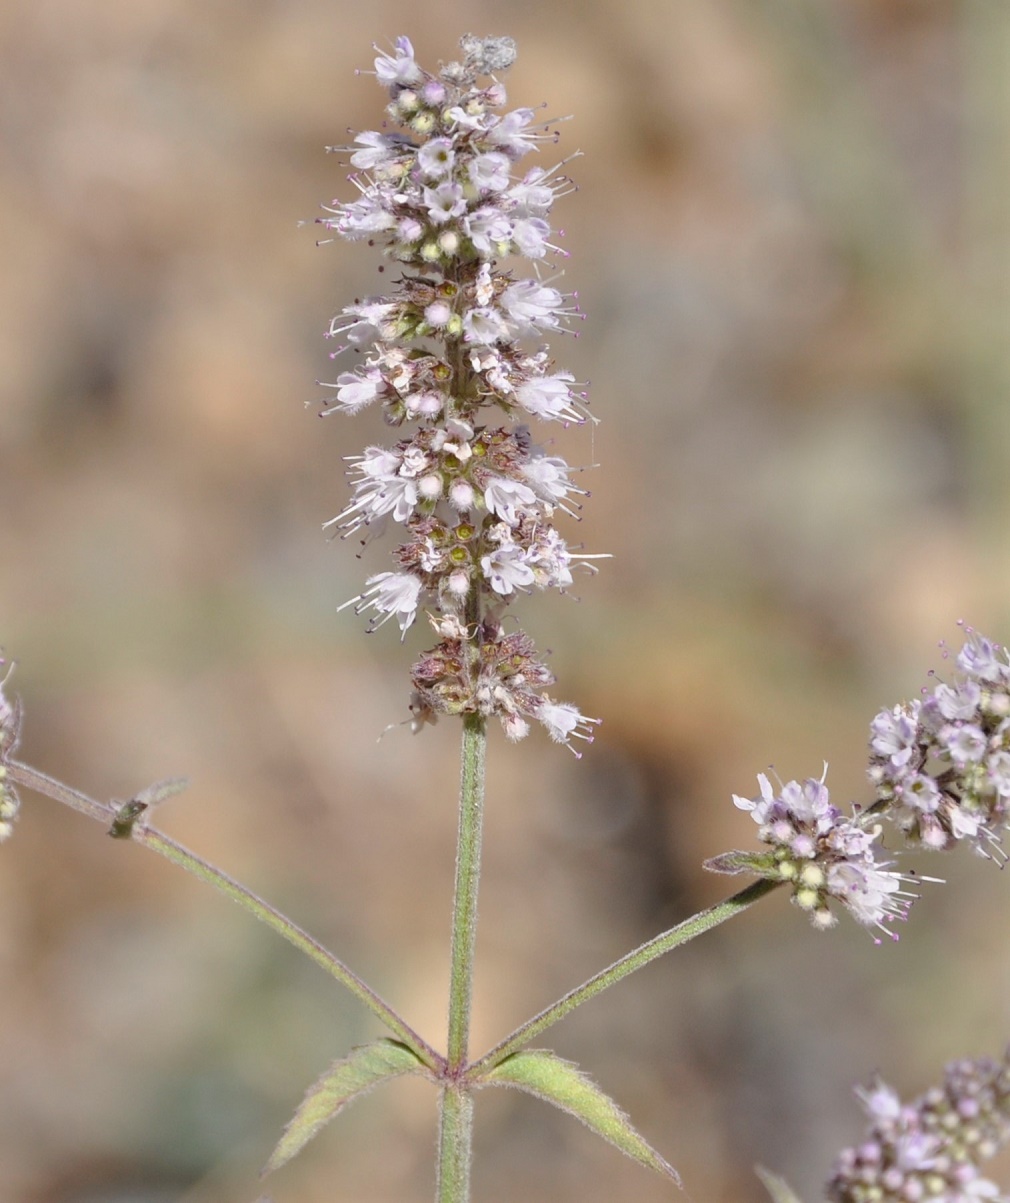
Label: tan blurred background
xmin=2 ymin=1 xmax=1010 ymax=1200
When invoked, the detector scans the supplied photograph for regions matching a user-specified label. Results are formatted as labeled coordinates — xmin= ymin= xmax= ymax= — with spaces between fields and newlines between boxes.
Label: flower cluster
xmin=826 ymin=1052 xmax=1010 ymax=1202
xmin=320 ymin=36 xmax=601 ymax=751
xmin=709 ymin=630 xmax=1010 ymax=938
xmin=0 ymin=655 xmax=21 ymax=842
xmin=869 ymin=630 xmax=1010 ymax=860
xmin=705 ymin=770 xmax=917 ymax=941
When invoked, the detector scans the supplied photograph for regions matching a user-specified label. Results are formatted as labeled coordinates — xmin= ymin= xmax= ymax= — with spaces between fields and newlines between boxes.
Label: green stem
xmin=436 ymin=1084 xmax=474 ymax=1203
xmin=436 ymin=712 xmax=487 ymax=1203
xmin=468 ymin=878 xmax=779 ymax=1078
xmin=9 ymin=760 xmax=441 ymax=1072
xmin=445 ymin=713 xmax=487 ymax=1068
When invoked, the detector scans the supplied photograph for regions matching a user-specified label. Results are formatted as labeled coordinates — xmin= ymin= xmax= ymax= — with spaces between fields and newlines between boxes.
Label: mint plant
xmin=6 ymin=34 xmax=1010 ymax=1203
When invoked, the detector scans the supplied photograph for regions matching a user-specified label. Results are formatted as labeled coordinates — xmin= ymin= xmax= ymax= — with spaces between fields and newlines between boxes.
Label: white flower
xmin=464 ymin=207 xmax=512 ymax=255
xmin=469 ymin=151 xmax=511 ymax=192
xmin=340 ymin=571 xmax=423 ymax=637
xmin=510 ymin=217 xmax=551 ymax=259
xmin=462 ymin=307 xmax=509 ymax=346
xmin=499 ymin=281 xmax=565 ymax=333
xmin=485 ymin=107 xmax=538 ymax=156
xmin=321 ymin=370 xmax=384 ymax=415
xmin=417 ymin=137 xmax=455 ymax=178
xmin=527 ymin=528 xmax=574 ymax=589
xmin=423 ymin=182 xmax=466 ymax=224
xmin=474 ymin=262 xmax=494 ymax=306
xmin=374 ymin=36 xmax=423 ymax=87
xmin=483 ymin=476 xmax=537 ymax=525
xmin=481 ymin=542 xmax=535 ymax=595
xmin=522 ymin=455 xmax=585 ymax=518
xmin=825 ymin=860 xmax=911 ymax=939
xmin=957 ymin=634 xmax=1008 ymax=683
xmin=333 ymin=194 xmax=398 ymax=239
xmin=536 ymin=700 xmax=600 ymax=754
xmin=508 ymin=167 xmax=556 ymax=214
xmin=941 ymin=722 xmax=987 ymax=765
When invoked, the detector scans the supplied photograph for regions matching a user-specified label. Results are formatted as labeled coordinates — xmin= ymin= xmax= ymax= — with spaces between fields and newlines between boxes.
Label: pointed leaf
xmin=264 ymin=1038 xmax=427 ymax=1174
xmin=755 ymin=1165 xmax=805 ymax=1203
xmin=703 ymin=850 xmax=776 ymax=876
xmin=484 ymin=1049 xmax=680 ymax=1185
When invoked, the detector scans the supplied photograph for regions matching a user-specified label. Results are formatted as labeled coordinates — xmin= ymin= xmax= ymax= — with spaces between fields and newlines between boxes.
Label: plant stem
xmin=437 ymin=711 xmax=487 ymax=1202
xmin=468 ymin=878 xmax=779 ymax=1077
xmin=8 ymin=760 xmax=441 ymax=1071
xmin=445 ymin=713 xmax=487 ymax=1068
xmin=436 ymin=1084 xmax=474 ymax=1203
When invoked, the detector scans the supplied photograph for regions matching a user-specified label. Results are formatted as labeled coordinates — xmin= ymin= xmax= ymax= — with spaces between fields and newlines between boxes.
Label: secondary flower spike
xmin=320 ymin=35 xmax=603 ymax=752
xmin=826 ymin=1051 xmax=1010 ymax=1202
xmin=868 ymin=627 xmax=1010 ymax=861
xmin=705 ymin=768 xmax=920 ymax=941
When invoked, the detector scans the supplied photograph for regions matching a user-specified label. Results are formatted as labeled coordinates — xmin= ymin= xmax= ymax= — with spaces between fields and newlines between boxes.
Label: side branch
xmin=468 ymin=878 xmax=780 ymax=1077
xmin=9 ymin=760 xmax=442 ymax=1072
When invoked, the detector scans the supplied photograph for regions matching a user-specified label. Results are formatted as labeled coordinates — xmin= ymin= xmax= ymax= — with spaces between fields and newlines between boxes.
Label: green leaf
xmin=483 ymin=1049 xmax=680 ymax=1185
xmin=755 ymin=1165 xmax=805 ymax=1203
xmin=263 ymin=1038 xmax=428 ymax=1174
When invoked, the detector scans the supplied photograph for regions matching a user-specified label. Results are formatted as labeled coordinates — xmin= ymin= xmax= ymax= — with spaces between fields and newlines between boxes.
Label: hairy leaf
xmin=484 ymin=1049 xmax=679 ymax=1185
xmin=264 ymin=1038 xmax=427 ymax=1174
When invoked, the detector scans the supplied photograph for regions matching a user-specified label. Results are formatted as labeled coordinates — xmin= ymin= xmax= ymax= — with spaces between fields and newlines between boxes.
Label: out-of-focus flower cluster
xmin=320 ymin=35 xmax=601 ymax=752
xmin=826 ymin=1051 xmax=1010 ymax=1202
xmin=869 ymin=630 xmax=1010 ymax=860
xmin=0 ymin=655 xmax=21 ymax=841
xmin=709 ymin=630 xmax=1010 ymax=937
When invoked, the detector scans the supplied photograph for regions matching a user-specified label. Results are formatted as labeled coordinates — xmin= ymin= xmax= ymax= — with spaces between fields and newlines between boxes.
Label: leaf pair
xmin=266 ymin=1039 xmax=680 ymax=1188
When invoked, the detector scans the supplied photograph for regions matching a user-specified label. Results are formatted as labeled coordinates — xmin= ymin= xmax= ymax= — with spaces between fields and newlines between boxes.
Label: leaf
xmin=483 ymin=1049 xmax=680 ymax=1185
xmin=263 ymin=1038 xmax=428 ymax=1174
xmin=755 ymin=1165 xmax=806 ymax=1203
xmin=703 ymin=850 xmax=776 ymax=876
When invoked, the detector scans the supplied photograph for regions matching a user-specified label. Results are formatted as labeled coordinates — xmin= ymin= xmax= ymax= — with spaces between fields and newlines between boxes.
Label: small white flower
xmin=322 ymin=370 xmax=384 ymax=415
xmin=462 ymin=307 xmax=509 ymax=346
xmin=374 ymin=36 xmax=423 ymax=87
xmin=499 ymin=281 xmax=565 ymax=333
xmin=941 ymin=722 xmax=987 ymax=765
xmin=510 ymin=216 xmax=551 ymax=259
xmin=508 ymin=167 xmax=556 ymax=214
xmin=464 ymin=207 xmax=512 ymax=255
xmin=474 ymin=262 xmax=494 ymax=306
xmin=341 ymin=571 xmax=423 ymax=637
xmin=483 ymin=476 xmax=537 ymax=526
xmin=481 ymin=542 xmax=535 ymax=595
xmin=350 ymin=131 xmax=404 ymax=170
xmin=469 ymin=151 xmax=511 ymax=192
xmin=957 ymin=634 xmax=1008 ymax=683
xmin=485 ymin=107 xmax=538 ymax=156
xmin=536 ymin=700 xmax=600 ymax=754
xmin=423 ymin=182 xmax=466 ymax=224
xmin=417 ymin=137 xmax=455 ymax=178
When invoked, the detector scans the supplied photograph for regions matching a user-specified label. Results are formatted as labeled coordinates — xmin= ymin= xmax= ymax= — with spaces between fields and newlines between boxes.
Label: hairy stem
xmin=9 ymin=760 xmax=441 ymax=1071
xmin=436 ymin=1084 xmax=474 ymax=1203
xmin=446 ymin=714 xmax=488 ymax=1069
xmin=437 ymin=711 xmax=487 ymax=1202
xmin=468 ymin=878 xmax=779 ymax=1077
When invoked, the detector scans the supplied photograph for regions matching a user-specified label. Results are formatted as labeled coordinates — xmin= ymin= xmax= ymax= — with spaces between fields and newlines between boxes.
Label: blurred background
xmin=1 ymin=0 xmax=1009 ymax=1199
